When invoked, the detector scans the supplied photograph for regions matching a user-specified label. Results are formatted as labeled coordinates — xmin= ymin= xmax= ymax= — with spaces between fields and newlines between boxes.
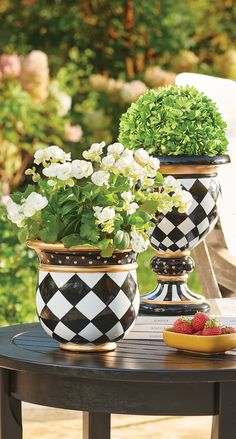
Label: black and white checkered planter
xmin=140 ymin=155 xmax=230 ymax=316
xmin=28 ymin=242 xmax=139 ymax=352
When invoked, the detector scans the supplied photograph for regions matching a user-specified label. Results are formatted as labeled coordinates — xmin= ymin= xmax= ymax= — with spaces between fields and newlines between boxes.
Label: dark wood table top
xmin=0 ymin=323 xmax=236 ymax=383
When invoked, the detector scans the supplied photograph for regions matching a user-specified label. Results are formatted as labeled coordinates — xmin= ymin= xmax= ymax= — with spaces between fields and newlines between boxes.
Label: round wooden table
xmin=0 ymin=323 xmax=236 ymax=438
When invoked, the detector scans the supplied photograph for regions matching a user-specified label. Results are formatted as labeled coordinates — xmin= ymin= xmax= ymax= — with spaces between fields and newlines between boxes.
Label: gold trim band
xmin=157 ymin=274 xmax=188 ymax=282
xmin=60 ymin=342 xmax=117 ymax=352
xmin=27 ymin=240 xmax=132 ymax=253
xmin=155 ymin=250 xmax=190 ymax=258
xmin=39 ymin=263 xmax=138 ymax=273
xmin=141 ymin=298 xmax=204 ymax=305
xmin=160 ymin=164 xmax=217 ymax=175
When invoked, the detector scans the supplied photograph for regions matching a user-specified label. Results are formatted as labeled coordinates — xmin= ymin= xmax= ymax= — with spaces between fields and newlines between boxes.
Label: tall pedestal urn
xmin=140 ymin=155 xmax=230 ymax=316
xmin=28 ymin=241 xmax=140 ymax=352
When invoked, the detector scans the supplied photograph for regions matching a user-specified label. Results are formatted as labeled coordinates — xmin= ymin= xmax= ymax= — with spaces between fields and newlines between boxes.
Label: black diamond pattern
xmin=59 ymin=274 xmax=91 ymax=305
xmin=151 ymin=176 xmax=220 ymax=252
xmin=37 ymin=270 xmax=139 ymax=345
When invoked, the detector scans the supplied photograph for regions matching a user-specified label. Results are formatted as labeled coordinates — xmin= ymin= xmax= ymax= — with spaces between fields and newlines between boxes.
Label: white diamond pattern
xmin=108 ymin=290 xmax=131 ymax=319
xmin=76 ymin=291 xmax=106 ymax=320
xmin=47 ymin=291 xmax=73 ymax=319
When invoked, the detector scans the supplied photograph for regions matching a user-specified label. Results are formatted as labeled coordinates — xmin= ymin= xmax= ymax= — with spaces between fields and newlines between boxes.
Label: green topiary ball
xmin=118 ymin=86 xmax=228 ymax=156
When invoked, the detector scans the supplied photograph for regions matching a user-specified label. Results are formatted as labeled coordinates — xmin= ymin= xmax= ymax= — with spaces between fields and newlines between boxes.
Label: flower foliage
xmin=119 ymin=86 xmax=228 ymax=156
xmin=6 ymin=143 xmax=192 ymax=256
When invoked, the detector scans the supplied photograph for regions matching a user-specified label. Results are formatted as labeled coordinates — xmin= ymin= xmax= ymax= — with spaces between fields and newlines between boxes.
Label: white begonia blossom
xmin=6 ymin=199 xmax=25 ymax=227
xmin=83 ymin=141 xmax=105 ymax=161
xmin=121 ymin=191 xmax=134 ymax=203
xmin=34 ymin=149 xmax=50 ymax=165
xmin=46 ymin=145 xmax=71 ymax=162
xmin=34 ymin=145 xmax=71 ymax=165
xmin=129 ymin=162 xmax=147 ymax=182
xmin=148 ymin=156 xmax=160 ymax=171
xmin=43 ymin=163 xmax=72 ymax=180
xmin=21 ymin=204 xmax=36 ymax=218
xmin=71 ymin=160 xmax=93 ymax=179
xmin=102 ymin=155 xmax=115 ymax=168
xmin=126 ymin=202 xmax=139 ymax=215
xmin=93 ymin=206 xmax=116 ymax=223
xmin=42 ymin=163 xmax=60 ymax=178
xmin=134 ymin=148 xmax=150 ymax=164
xmin=130 ymin=230 xmax=149 ymax=253
xmin=164 ymin=175 xmax=182 ymax=191
xmin=180 ymin=189 xmax=193 ymax=212
xmin=55 ymin=163 xmax=73 ymax=180
xmin=107 ymin=142 xmax=124 ymax=157
xmin=115 ymin=153 xmax=134 ymax=171
xmin=91 ymin=170 xmax=110 ymax=186
xmin=24 ymin=192 xmax=48 ymax=211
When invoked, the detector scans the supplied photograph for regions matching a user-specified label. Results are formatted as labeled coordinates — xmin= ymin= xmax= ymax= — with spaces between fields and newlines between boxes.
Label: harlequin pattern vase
xmin=28 ymin=241 xmax=140 ymax=351
xmin=140 ymin=155 xmax=230 ymax=316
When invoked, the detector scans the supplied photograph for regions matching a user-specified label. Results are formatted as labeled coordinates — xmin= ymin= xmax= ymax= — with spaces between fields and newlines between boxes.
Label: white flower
xmin=83 ymin=141 xmax=105 ymax=161
xmin=34 ymin=148 xmax=50 ymax=165
xmin=129 ymin=162 xmax=147 ymax=181
xmin=6 ymin=199 xmax=25 ymax=227
xmin=91 ymin=170 xmax=110 ymax=186
xmin=126 ymin=202 xmax=139 ymax=215
xmin=24 ymin=192 xmax=48 ymax=211
xmin=71 ymin=160 xmax=93 ymax=179
xmin=50 ymin=83 xmax=72 ymax=117
xmin=34 ymin=145 xmax=71 ymax=165
xmin=43 ymin=163 xmax=60 ymax=178
xmin=43 ymin=163 xmax=72 ymax=180
xmin=134 ymin=148 xmax=150 ymax=164
xmin=164 ymin=175 xmax=182 ymax=190
xmin=121 ymin=191 xmax=134 ymax=203
xmin=148 ymin=156 xmax=160 ymax=171
xmin=46 ymin=145 xmax=71 ymax=162
xmin=55 ymin=163 xmax=73 ymax=180
xmin=180 ymin=189 xmax=193 ymax=211
xmin=116 ymin=154 xmax=134 ymax=171
xmin=107 ymin=142 xmax=124 ymax=157
xmin=130 ymin=230 xmax=149 ymax=253
xmin=21 ymin=204 xmax=36 ymax=218
xmin=102 ymin=155 xmax=115 ymax=168
xmin=93 ymin=206 xmax=116 ymax=223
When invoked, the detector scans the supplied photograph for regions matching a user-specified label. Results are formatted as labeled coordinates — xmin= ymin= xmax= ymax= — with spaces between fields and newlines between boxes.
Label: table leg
xmin=83 ymin=412 xmax=111 ymax=439
xmin=211 ymin=382 xmax=236 ymax=439
xmin=0 ymin=369 xmax=22 ymax=439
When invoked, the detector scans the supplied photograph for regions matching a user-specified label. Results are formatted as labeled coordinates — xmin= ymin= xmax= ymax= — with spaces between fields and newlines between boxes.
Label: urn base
xmin=60 ymin=341 xmax=117 ymax=352
xmin=139 ymin=300 xmax=210 ymax=316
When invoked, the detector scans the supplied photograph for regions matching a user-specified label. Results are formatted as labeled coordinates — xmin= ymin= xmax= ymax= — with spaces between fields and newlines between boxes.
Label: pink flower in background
xmin=0 ymin=55 xmax=21 ymax=79
xmin=20 ymin=50 xmax=49 ymax=103
xmin=65 ymin=124 xmax=83 ymax=142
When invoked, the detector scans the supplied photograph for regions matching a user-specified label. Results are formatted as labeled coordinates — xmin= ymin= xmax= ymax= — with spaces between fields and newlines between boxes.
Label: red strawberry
xmin=221 ymin=326 xmax=236 ymax=334
xmin=173 ymin=317 xmax=194 ymax=334
xmin=194 ymin=330 xmax=203 ymax=335
xmin=202 ymin=318 xmax=222 ymax=336
xmin=192 ymin=312 xmax=209 ymax=332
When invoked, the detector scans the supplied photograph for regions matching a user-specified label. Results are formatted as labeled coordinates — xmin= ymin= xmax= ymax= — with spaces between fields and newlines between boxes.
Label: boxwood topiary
xmin=118 ymin=86 xmax=228 ymax=156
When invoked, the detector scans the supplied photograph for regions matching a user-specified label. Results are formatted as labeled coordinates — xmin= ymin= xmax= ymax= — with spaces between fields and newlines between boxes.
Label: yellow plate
xmin=163 ymin=328 xmax=236 ymax=354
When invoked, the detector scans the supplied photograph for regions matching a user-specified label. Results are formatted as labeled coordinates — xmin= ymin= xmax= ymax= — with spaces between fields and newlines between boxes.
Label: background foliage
xmin=1 ymin=0 xmax=233 ymax=323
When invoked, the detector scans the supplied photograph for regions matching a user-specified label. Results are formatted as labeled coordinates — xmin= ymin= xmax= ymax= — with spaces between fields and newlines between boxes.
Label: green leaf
xmin=62 ymin=234 xmax=85 ymax=247
xmin=17 ymin=228 xmax=28 ymax=244
xmin=138 ymin=200 xmax=158 ymax=215
xmin=127 ymin=211 xmax=150 ymax=227
xmin=39 ymin=216 xmax=59 ymax=243
xmin=80 ymin=217 xmax=100 ymax=243
xmin=61 ymin=201 xmax=78 ymax=216
xmin=101 ymin=246 xmax=114 ymax=258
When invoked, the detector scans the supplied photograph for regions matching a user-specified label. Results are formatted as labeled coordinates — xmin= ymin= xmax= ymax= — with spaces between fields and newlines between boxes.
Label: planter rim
xmin=157 ymin=154 xmax=230 ymax=166
xmin=27 ymin=240 xmax=132 ymax=253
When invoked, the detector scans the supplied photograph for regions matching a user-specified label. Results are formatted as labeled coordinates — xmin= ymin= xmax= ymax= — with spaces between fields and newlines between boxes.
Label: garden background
xmin=1 ymin=0 xmax=236 ymax=325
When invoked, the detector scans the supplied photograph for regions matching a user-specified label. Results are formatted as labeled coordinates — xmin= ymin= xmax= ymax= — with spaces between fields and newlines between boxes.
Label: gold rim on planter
xmin=159 ymin=164 xmax=218 ymax=175
xmin=60 ymin=342 xmax=117 ymax=352
xmin=27 ymin=240 xmax=132 ymax=253
xmin=39 ymin=263 xmax=138 ymax=273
